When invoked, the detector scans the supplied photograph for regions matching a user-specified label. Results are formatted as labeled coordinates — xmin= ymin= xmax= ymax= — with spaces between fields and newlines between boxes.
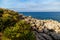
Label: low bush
xmin=0 ymin=8 xmax=36 ymax=40
xmin=4 ymin=20 xmax=36 ymax=40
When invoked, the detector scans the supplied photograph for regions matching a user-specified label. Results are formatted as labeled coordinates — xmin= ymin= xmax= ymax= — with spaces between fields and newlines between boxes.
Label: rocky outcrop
xmin=1 ymin=8 xmax=60 ymax=40
xmin=19 ymin=15 xmax=60 ymax=40
xmin=24 ymin=16 xmax=60 ymax=33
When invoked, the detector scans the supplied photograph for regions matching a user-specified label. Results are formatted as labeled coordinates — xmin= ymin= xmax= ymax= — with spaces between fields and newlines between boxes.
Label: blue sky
xmin=0 ymin=0 xmax=60 ymax=12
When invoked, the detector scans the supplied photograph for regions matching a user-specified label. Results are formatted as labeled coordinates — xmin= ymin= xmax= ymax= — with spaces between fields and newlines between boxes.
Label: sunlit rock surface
xmin=22 ymin=16 xmax=60 ymax=40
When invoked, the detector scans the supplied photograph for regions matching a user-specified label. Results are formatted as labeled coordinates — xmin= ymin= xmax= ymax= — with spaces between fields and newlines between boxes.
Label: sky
xmin=0 ymin=0 xmax=60 ymax=12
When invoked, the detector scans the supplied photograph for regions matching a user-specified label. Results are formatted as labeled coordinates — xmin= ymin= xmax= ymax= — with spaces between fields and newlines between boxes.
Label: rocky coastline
xmin=19 ymin=14 xmax=60 ymax=40
xmin=1 ymin=8 xmax=60 ymax=40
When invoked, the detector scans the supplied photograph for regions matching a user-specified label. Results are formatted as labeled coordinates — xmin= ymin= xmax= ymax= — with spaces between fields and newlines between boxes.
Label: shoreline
xmin=19 ymin=14 xmax=60 ymax=33
xmin=19 ymin=14 xmax=60 ymax=40
xmin=19 ymin=12 xmax=60 ymax=22
xmin=1 ymin=8 xmax=60 ymax=40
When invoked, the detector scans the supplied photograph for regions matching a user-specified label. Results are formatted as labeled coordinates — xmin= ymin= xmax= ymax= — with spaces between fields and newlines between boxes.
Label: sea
xmin=19 ymin=12 xmax=60 ymax=22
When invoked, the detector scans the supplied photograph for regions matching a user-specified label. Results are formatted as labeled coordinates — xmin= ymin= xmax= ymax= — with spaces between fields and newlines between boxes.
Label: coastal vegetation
xmin=0 ymin=8 xmax=36 ymax=40
xmin=0 ymin=8 xmax=60 ymax=40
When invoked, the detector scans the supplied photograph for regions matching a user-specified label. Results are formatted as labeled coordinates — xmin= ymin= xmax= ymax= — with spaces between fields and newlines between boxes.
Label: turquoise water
xmin=19 ymin=12 xmax=60 ymax=21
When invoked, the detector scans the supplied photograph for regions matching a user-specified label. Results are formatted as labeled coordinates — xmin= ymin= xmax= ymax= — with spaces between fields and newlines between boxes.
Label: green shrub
xmin=0 ymin=17 xmax=3 ymax=31
xmin=0 ymin=8 xmax=19 ymax=31
xmin=4 ymin=20 xmax=36 ymax=40
xmin=0 ymin=8 xmax=36 ymax=40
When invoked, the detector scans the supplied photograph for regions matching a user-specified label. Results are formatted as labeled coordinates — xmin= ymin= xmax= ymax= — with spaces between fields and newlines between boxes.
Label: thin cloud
xmin=0 ymin=0 xmax=60 ymax=12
